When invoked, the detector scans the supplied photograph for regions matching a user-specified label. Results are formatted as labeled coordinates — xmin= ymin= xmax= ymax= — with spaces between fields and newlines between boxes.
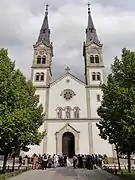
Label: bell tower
xmin=83 ymin=4 xmax=105 ymax=154
xmin=83 ymin=3 xmax=104 ymax=86
xmin=31 ymin=4 xmax=53 ymax=87
xmin=30 ymin=4 xmax=53 ymax=154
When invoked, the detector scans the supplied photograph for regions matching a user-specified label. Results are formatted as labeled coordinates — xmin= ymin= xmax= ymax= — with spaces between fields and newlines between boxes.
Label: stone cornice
xmin=85 ymin=85 xmax=101 ymax=88
xmin=31 ymin=65 xmax=50 ymax=69
xmin=87 ymin=65 xmax=105 ymax=68
xmin=43 ymin=118 xmax=101 ymax=122
xmin=34 ymin=85 xmax=50 ymax=89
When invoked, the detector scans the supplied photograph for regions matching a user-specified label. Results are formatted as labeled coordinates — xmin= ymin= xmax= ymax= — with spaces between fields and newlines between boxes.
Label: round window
xmin=64 ymin=91 xmax=73 ymax=100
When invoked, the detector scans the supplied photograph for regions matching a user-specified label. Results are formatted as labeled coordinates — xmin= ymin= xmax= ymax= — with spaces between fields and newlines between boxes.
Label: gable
xmin=55 ymin=123 xmax=80 ymax=135
xmin=48 ymin=72 xmax=87 ymax=119
xmin=50 ymin=72 xmax=85 ymax=87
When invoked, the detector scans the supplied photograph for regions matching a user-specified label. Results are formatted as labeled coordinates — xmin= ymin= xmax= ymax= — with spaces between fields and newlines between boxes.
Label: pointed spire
xmin=86 ymin=3 xmax=101 ymax=46
xmin=37 ymin=4 xmax=50 ymax=44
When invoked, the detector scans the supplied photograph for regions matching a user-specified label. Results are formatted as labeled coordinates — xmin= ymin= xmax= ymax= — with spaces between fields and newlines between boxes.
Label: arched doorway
xmin=62 ymin=132 xmax=75 ymax=158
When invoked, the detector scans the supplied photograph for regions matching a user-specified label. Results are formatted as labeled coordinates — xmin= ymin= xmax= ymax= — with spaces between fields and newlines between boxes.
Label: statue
xmin=74 ymin=109 xmax=79 ymax=119
xmin=66 ymin=108 xmax=70 ymax=119
xmin=57 ymin=110 xmax=62 ymax=119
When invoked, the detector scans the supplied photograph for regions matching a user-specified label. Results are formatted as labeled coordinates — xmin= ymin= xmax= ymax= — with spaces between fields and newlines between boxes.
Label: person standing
xmin=32 ymin=154 xmax=38 ymax=170
xmin=64 ymin=155 xmax=67 ymax=167
xmin=73 ymin=155 xmax=77 ymax=168
xmin=42 ymin=154 xmax=48 ymax=170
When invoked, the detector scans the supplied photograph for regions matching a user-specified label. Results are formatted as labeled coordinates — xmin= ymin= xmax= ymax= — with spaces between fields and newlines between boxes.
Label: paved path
xmin=9 ymin=167 xmax=122 ymax=180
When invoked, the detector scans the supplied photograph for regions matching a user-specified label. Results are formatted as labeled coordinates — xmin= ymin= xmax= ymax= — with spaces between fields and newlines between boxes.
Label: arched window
xmin=90 ymin=55 xmax=94 ymax=63
xmin=97 ymin=94 xmax=100 ymax=102
xmin=74 ymin=107 xmax=80 ymax=119
xmin=57 ymin=107 xmax=62 ymax=119
xmin=37 ymin=56 xmax=41 ymax=64
xmin=42 ymin=56 xmax=46 ymax=64
xmin=35 ymin=73 xmax=40 ymax=81
xmin=65 ymin=107 xmax=71 ymax=119
xmin=92 ymin=72 xmax=96 ymax=81
xmin=97 ymin=72 xmax=101 ymax=81
xmin=95 ymin=55 xmax=99 ymax=63
xmin=40 ymin=72 xmax=44 ymax=81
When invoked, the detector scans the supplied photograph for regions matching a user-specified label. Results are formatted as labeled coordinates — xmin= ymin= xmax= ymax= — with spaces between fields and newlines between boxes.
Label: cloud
xmin=0 ymin=0 xmax=135 ymax=80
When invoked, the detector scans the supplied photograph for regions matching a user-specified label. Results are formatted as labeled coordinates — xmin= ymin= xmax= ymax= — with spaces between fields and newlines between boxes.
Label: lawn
xmin=117 ymin=170 xmax=135 ymax=180
xmin=0 ymin=167 xmax=31 ymax=180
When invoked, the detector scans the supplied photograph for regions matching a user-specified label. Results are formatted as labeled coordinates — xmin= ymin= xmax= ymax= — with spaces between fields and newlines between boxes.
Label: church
xmin=29 ymin=4 xmax=115 ymax=158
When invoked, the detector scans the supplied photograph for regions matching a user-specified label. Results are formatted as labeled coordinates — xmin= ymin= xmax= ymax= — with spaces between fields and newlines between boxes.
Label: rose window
xmin=64 ymin=91 xmax=73 ymax=100
xmin=60 ymin=89 xmax=75 ymax=101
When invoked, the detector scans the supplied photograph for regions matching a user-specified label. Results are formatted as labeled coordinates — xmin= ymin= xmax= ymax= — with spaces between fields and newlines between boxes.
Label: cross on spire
xmin=45 ymin=3 xmax=49 ymax=14
xmin=65 ymin=66 xmax=70 ymax=72
xmin=88 ymin=2 xmax=91 ymax=13
xmin=37 ymin=2 xmax=50 ymax=44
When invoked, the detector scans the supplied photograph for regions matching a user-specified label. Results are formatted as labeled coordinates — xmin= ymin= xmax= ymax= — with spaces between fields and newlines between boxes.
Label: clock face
xmin=39 ymin=50 xmax=44 ymax=55
xmin=91 ymin=47 xmax=99 ymax=54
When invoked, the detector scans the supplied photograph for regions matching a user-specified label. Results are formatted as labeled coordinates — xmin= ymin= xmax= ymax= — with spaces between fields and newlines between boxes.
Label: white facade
xmin=28 ymin=7 xmax=115 ymax=158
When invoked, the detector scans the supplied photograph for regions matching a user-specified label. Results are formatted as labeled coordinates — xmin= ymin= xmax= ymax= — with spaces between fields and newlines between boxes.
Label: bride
xmin=67 ymin=157 xmax=73 ymax=167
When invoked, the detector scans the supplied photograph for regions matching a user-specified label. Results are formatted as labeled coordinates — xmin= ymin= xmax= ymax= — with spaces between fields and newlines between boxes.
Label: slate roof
xmin=86 ymin=6 xmax=102 ymax=46
xmin=37 ymin=6 xmax=50 ymax=44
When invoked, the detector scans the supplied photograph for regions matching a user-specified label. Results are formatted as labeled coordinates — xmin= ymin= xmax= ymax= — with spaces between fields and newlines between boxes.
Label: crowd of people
xmin=19 ymin=154 xmax=68 ymax=169
xmin=19 ymin=153 xmax=103 ymax=170
xmin=73 ymin=154 xmax=103 ymax=169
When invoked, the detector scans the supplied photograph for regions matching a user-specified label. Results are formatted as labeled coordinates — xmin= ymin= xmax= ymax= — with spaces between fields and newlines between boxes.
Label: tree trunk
xmin=2 ymin=151 xmax=8 ymax=172
xmin=127 ymin=152 xmax=131 ymax=173
xmin=116 ymin=145 xmax=121 ymax=170
xmin=12 ymin=156 xmax=15 ymax=172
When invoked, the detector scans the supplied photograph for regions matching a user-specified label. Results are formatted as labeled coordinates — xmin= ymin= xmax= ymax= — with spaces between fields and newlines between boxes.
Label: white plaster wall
xmin=47 ymin=122 xmax=65 ymax=154
xmin=32 ymin=68 xmax=47 ymax=86
xmin=89 ymin=88 xmax=102 ymax=118
xmin=92 ymin=122 xmax=113 ymax=157
xmin=46 ymin=121 xmax=89 ymax=155
xmin=88 ymin=68 xmax=103 ymax=86
xmin=48 ymin=75 xmax=87 ymax=119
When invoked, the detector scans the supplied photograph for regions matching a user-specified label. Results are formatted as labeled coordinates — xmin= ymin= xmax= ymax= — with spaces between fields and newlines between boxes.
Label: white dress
xmin=67 ymin=158 xmax=72 ymax=167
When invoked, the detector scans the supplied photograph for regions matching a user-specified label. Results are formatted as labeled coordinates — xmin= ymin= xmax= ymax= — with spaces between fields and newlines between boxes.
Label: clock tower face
xmin=39 ymin=50 xmax=45 ymax=55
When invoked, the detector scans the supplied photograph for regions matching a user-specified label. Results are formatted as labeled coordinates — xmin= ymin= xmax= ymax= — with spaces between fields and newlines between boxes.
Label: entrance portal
xmin=62 ymin=132 xmax=75 ymax=158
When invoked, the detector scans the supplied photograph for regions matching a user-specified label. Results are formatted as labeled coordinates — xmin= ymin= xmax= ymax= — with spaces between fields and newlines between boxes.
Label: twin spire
xmin=37 ymin=4 xmax=50 ymax=44
xmin=86 ymin=3 xmax=101 ymax=46
xmin=37 ymin=3 xmax=101 ymax=46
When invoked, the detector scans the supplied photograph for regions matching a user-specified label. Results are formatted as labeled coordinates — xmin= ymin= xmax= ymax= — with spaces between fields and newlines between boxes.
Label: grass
xmin=0 ymin=167 xmax=31 ymax=180
xmin=105 ymin=168 xmax=135 ymax=180
xmin=116 ymin=170 xmax=135 ymax=180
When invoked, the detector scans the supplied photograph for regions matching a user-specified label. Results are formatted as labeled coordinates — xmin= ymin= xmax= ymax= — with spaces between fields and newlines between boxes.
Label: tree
xmin=0 ymin=49 xmax=45 ymax=171
xmin=97 ymin=48 xmax=135 ymax=173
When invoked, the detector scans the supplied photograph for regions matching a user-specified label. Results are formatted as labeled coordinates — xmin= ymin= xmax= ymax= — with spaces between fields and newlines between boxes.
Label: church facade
xmin=29 ymin=5 xmax=114 ymax=158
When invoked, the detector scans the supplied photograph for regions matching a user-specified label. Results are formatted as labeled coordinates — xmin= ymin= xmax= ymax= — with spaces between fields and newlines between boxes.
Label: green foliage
xmin=0 ymin=48 xmax=45 ymax=169
xmin=97 ymin=48 xmax=135 ymax=172
xmin=0 ymin=167 xmax=31 ymax=180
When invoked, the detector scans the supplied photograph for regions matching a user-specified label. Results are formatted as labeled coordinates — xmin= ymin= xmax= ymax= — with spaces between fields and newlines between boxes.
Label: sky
xmin=1 ymin=0 xmax=135 ymax=80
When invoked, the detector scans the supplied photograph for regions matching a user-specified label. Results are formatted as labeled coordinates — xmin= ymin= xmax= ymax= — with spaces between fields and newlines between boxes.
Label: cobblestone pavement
xmin=9 ymin=167 xmax=122 ymax=180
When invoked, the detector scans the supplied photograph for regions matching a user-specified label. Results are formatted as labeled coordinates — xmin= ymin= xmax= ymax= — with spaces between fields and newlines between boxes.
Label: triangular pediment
xmin=55 ymin=123 xmax=80 ymax=135
xmin=50 ymin=72 xmax=85 ymax=87
xmin=33 ymin=41 xmax=52 ymax=49
xmin=85 ymin=40 xmax=103 ymax=48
